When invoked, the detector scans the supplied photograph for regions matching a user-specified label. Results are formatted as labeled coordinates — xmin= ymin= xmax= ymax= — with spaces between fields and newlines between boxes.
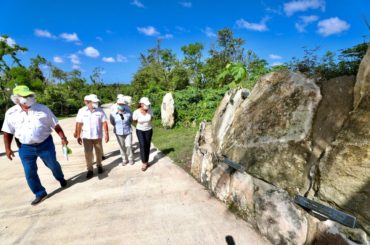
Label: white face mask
xmin=143 ymin=105 xmax=149 ymax=110
xmin=92 ymin=102 xmax=99 ymax=109
xmin=19 ymin=96 xmax=35 ymax=107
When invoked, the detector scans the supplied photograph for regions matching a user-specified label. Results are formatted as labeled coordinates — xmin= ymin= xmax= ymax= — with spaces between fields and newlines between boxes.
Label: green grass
xmin=152 ymin=120 xmax=198 ymax=172
xmin=57 ymin=114 xmax=76 ymax=120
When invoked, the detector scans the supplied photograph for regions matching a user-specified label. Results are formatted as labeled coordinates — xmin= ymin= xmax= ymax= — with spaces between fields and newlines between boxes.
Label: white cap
xmin=117 ymin=94 xmax=124 ymax=99
xmin=139 ymin=97 xmax=151 ymax=106
xmin=117 ymin=97 xmax=126 ymax=104
xmin=84 ymin=95 xmax=90 ymax=101
xmin=123 ymin=96 xmax=132 ymax=105
xmin=88 ymin=94 xmax=100 ymax=102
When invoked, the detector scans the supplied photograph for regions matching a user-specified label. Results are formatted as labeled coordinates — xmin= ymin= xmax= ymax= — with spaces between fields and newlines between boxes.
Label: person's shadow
xmin=48 ymin=152 xmax=123 ymax=197
xmin=147 ymin=147 xmax=174 ymax=168
xmin=97 ymin=157 xmax=122 ymax=180
xmin=47 ymin=171 xmax=91 ymax=198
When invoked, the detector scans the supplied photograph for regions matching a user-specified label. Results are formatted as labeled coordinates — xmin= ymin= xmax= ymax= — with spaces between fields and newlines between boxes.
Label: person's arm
xmin=109 ymin=113 xmax=115 ymax=126
xmin=102 ymin=111 xmax=109 ymax=143
xmin=73 ymin=122 xmax=78 ymax=138
xmin=103 ymin=121 xmax=109 ymax=143
xmin=76 ymin=122 xmax=83 ymax=145
xmin=3 ymin=132 xmax=15 ymax=160
xmin=54 ymin=124 xmax=68 ymax=146
xmin=2 ymin=113 xmax=16 ymax=160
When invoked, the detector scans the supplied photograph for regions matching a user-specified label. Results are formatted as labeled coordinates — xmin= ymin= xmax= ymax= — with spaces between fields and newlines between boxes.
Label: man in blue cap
xmin=2 ymin=85 xmax=68 ymax=205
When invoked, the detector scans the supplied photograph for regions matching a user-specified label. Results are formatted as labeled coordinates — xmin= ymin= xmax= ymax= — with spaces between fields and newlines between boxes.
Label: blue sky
xmin=1 ymin=0 xmax=369 ymax=84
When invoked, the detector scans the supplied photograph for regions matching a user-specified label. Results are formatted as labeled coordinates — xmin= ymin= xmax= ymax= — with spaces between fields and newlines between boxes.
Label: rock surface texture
xmin=191 ymin=46 xmax=370 ymax=245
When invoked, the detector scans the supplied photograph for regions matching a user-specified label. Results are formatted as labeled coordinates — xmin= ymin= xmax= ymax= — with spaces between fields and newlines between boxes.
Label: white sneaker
xmin=121 ymin=160 xmax=128 ymax=166
xmin=129 ymin=160 xmax=134 ymax=165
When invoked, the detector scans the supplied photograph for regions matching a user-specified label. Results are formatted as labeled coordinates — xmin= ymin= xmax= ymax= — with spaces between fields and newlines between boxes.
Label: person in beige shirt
xmin=76 ymin=94 xmax=109 ymax=179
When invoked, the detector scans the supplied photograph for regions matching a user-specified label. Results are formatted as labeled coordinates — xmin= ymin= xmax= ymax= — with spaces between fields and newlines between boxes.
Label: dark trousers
xmin=136 ymin=129 xmax=153 ymax=163
xmin=18 ymin=135 xmax=65 ymax=198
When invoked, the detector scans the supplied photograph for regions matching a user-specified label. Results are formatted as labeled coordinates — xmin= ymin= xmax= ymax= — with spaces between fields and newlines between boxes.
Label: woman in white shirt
xmin=133 ymin=97 xmax=153 ymax=171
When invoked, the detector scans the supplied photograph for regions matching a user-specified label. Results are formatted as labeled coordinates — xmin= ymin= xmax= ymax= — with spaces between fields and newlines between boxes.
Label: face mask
xmin=19 ymin=96 xmax=35 ymax=107
xmin=118 ymin=105 xmax=125 ymax=111
xmin=92 ymin=102 xmax=99 ymax=109
xmin=143 ymin=105 xmax=149 ymax=110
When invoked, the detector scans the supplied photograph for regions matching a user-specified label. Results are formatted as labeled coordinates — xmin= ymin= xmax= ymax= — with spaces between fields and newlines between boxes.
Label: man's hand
xmin=73 ymin=131 xmax=77 ymax=138
xmin=62 ymin=137 xmax=69 ymax=146
xmin=6 ymin=148 xmax=15 ymax=161
xmin=105 ymin=134 xmax=109 ymax=143
xmin=77 ymin=137 xmax=82 ymax=145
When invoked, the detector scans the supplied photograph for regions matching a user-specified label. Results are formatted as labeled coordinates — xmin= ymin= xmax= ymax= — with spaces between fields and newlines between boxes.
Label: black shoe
xmin=31 ymin=193 xmax=47 ymax=206
xmin=102 ymin=156 xmax=107 ymax=160
xmin=97 ymin=166 xmax=105 ymax=174
xmin=60 ymin=179 xmax=67 ymax=188
xmin=86 ymin=170 xmax=93 ymax=179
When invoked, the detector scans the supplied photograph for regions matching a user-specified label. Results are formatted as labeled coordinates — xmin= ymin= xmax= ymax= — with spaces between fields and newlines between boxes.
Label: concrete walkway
xmin=0 ymin=105 xmax=268 ymax=245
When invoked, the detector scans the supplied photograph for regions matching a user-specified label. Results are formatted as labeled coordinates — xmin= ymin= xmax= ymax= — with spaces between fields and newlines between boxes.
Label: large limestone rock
xmin=190 ymin=122 xmax=216 ymax=186
xmin=254 ymin=183 xmax=308 ymax=245
xmin=206 ymin=162 xmax=308 ymax=245
xmin=221 ymin=71 xmax=322 ymax=192
xmin=318 ymin=93 xmax=370 ymax=233
xmin=212 ymin=88 xmax=250 ymax=151
xmin=353 ymin=44 xmax=370 ymax=108
xmin=161 ymin=92 xmax=175 ymax=128
xmin=191 ymin=56 xmax=370 ymax=243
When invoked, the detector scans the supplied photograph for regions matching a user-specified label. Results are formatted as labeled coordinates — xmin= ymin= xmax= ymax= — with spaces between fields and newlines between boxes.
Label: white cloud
xmin=317 ymin=17 xmax=350 ymax=37
xmin=60 ymin=32 xmax=79 ymax=42
xmin=269 ymin=54 xmax=282 ymax=60
xmin=203 ymin=27 xmax=216 ymax=38
xmin=117 ymin=54 xmax=128 ymax=62
xmin=236 ymin=17 xmax=269 ymax=32
xmin=179 ymin=1 xmax=192 ymax=8
xmin=34 ymin=29 xmax=56 ymax=38
xmin=271 ymin=62 xmax=283 ymax=66
xmin=295 ymin=15 xmax=319 ymax=32
xmin=72 ymin=64 xmax=81 ymax=70
xmin=102 ymin=57 xmax=116 ymax=63
xmin=53 ymin=56 xmax=64 ymax=63
xmin=69 ymin=54 xmax=81 ymax=65
xmin=159 ymin=34 xmax=174 ymax=40
xmin=83 ymin=46 xmax=100 ymax=58
xmin=131 ymin=0 xmax=145 ymax=8
xmin=96 ymin=36 xmax=103 ymax=41
xmin=137 ymin=26 xmax=160 ymax=36
xmin=175 ymin=26 xmax=189 ymax=33
xmin=284 ymin=0 xmax=325 ymax=16
xmin=0 ymin=36 xmax=16 ymax=47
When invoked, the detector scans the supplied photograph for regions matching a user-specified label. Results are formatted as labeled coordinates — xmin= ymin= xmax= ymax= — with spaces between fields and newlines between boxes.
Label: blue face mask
xmin=118 ymin=105 xmax=125 ymax=111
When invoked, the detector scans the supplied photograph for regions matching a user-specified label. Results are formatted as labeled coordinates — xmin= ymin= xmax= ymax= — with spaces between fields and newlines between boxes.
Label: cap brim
xmin=91 ymin=99 xmax=100 ymax=102
xmin=17 ymin=91 xmax=34 ymax=97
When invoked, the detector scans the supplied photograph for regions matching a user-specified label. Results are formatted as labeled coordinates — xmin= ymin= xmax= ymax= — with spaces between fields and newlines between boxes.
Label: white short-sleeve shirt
xmin=133 ymin=109 xmax=153 ymax=131
xmin=76 ymin=107 xmax=107 ymax=139
xmin=1 ymin=104 xmax=58 ymax=144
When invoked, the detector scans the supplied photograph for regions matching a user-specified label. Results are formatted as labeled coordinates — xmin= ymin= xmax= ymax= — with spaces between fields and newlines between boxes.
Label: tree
xmin=203 ymin=28 xmax=246 ymax=87
xmin=181 ymin=42 xmax=204 ymax=85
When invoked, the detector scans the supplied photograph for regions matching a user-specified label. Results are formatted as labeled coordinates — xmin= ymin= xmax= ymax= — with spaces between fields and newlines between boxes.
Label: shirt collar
xmin=15 ymin=103 xmax=38 ymax=112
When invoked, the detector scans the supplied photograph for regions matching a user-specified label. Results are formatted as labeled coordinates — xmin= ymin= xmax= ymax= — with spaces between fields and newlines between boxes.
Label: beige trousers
xmin=83 ymin=138 xmax=103 ymax=171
